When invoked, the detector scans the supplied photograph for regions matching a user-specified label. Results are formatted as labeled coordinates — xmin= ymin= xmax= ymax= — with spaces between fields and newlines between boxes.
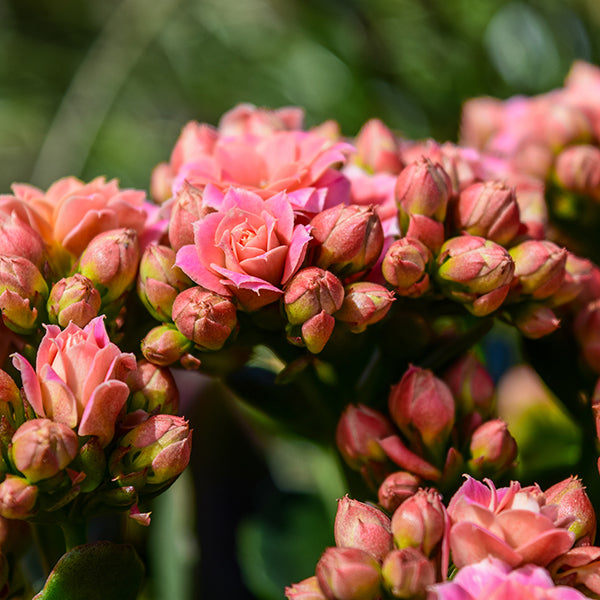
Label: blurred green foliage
xmin=2 ymin=0 xmax=600 ymax=194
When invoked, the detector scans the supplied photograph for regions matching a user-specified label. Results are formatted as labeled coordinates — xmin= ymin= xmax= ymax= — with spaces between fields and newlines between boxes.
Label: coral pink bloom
xmin=429 ymin=557 xmax=587 ymax=599
xmin=12 ymin=316 xmax=137 ymax=447
xmin=176 ymin=187 xmax=311 ymax=311
xmin=218 ymin=103 xmax=305 ymax=136
xmin=447 ymin=476 xmax=575 ymax=569
xmin=171 ymin=129 xmax=353 ymax=214
xmin=9 ymin=176 xmax=152 ymax=257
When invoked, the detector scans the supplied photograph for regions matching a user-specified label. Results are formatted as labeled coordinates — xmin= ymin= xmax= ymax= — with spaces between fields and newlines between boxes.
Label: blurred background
xmin=1 ymin=0 xmax=600 ymax=598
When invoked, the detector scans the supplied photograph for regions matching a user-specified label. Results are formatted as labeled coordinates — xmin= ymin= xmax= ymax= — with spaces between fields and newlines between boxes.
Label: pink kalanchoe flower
xmin=218 ymin=103 xmax=305 ymax=136
xmin=447 ymin=476 xmax=575 ymax=569
xmin=429 ymin=557 xmax=587 ymax=600
xmin=12 ymin=316 xmax=137 ymax=447
xmin=176 ymin=187 xmax=311 ymax=311
xmin=352 ymin=118 xmax=403 ymax=174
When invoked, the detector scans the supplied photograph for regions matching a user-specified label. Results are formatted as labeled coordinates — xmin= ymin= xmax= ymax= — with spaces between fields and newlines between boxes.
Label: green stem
xmin=60 ymin=520 xmax=87 ymax=552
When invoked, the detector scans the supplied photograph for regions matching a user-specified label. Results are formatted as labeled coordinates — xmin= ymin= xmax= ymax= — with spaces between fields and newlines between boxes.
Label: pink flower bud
xmin=509 ymin=240 xmax=567 ymax=300
xmin=545 ymin=476 xmax=596 ymax=545
xmin=354 ymin=119 xmax=403 ymax=174
xmin=77 ymin=228 xmax=140 ymax=304
xmin=435 ymin=235 xmax=514 ymax=316
xmin=388 ymin=366 xmax=455 ymax=452
xmin=468 ymin=419 xmax=517 ymax=477
xmin=285 ymin=576 xmax=327 ymax=600
xmin=382 ymin=238 xmax=431 ymax=297
xmin=316 ymin=547 xmax=381 ymax=600
xmin=442 ymin=353 xmax=494 ymax=418
xmin=172 ymin=287 xmax=237 ymax=351
xmin=168 ymin=182 xmax=216 ymax=251
xmin=127 ymin=360 xmax=179 ymax=415
xmin=310 ymin=204 xmax=384 ymax=278
xmin=0 ymin=211 xmax=45 ymax=268
xmin=335 ymin=282 xmax=395 ymax=333
xmin=336 ymin=404 xmax=395 ymax=474
xmin=0 ymin=369 xmax=25 ymax=429
xmin=395 ymin=158 xmax=452 ymax=227
xmin=454 ymin=181 xmax=521 ymax=246
xmin=404 ymin=214 xmax=445 ymax=253
xmin=11 ymin=419 xmax=78 ymax=482
xmin=334 ymin=496 xmax=393 ymax=562
xmin=460 ymin=96 xmax=504 ymax=149
xmin=284 ymin=267 xmax=345 ymax=325
xmin=0 ymin=475 xmax=37 ymax=519
xmin=381 ymin=547 xmax=435 ymax=599
xmin=141 ymin=324 xmax=193 ymax=366
xmin=137 ymin=244 xmax=191 ymax=322
xmin=511 ymin=303 xmax=560 ymax=339
xmin=47 ymin=273 xmax=101 ymax=328
xmin=378 ymin=471 xmax=421 ymax=513
xmin=391 ymin=488 xmax=448 ymax=557
xmin=554 ymin=144 xmax=600 ymax=197
xmin=550 ymin=253 xmax=593 ymax=308
xmin=110 ymin=414 xmax=192 ymax=486
xmin=0 ymin=256 xmax=48 ymax=334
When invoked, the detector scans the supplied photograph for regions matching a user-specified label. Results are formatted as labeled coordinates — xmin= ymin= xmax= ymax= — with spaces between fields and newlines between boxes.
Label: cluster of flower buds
xmin=0 ymin=176 xmax=162 ymax=367
xmin=287 ymin=474 xmax=597 ymax=599
xmin=336 ymin=358 xmax=516 ymax=492
xmin=0 ymin=317 xmax=190 ymax=525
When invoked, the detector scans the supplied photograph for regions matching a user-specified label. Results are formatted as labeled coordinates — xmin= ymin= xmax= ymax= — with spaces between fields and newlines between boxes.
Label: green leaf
xmin=33 ymin=542 xmax=144 ymax=600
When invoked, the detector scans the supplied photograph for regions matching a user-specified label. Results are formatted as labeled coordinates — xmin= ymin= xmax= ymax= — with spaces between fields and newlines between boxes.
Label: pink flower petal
xmin=11 ymin=353 xmax=44 ymax=416
xmin=514 ymin=528 xmax=575 ymax=566
xmin=39 ymin=366 xmax=79 ymax=428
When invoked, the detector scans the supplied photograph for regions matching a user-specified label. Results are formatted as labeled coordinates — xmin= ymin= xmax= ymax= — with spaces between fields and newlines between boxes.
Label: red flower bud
xmin=334 ymin=496 xmax=393 ymax=562
xmin=381 ymin=547 xmax=435 ymax=599
xmin=0 ymin=211 xmax=45 ymax=268
xmin=354 ymin=119 xmax=403 ymax=174
xmin=168 ymin=182 xmax=216 ymax=251
xmin=468 ymin=419 xmax=517 ymax=477
xmin=454 ymin=181 xmax=521 ymax=245
xmin=0 ymin=475 xmax=37 ymax=519
xmin=172 ymin=287 xmax=237 ymax=351
xmin=311 ymin=204 xmax=384 ymax=278
xmin=299 ymin=310 xmax=336 ymax=354
xmin=382 ymin=238 xmax=431 ymax=297
xmin=511 ymin=303 xmax=560 ymax=339
xmin=378 ymin=471 xmax=421 ymax=513
xmin=141 ymin=324 xmax=193 ymax=367
xmin=126 ymin=359 xmax=179 ymax=415
xmin=554 ymin=144 xmax=600 ymax=197
xmin=47 ymin=273 xmax=101 ymax=328
xmin=316 ymin=547 xmax=381 ymax=600
xmin=404 ymin=215 xmax=445 ymax=253
xmin=335 ymin=282 xmax=395 ymax=333
xmin=285 ymin=576 xmax=327 ymax=600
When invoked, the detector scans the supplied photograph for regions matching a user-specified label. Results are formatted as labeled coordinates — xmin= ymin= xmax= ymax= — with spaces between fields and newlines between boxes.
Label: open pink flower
xmin=447 ymin=476 xmax=575 ymax=569
xmin=12 ymin=316 xmax=137 ymax=447
xmin=176 ymin=187 xmax=311 ymax=310
xmin=429 ymin=557 xmax=587 ymax=599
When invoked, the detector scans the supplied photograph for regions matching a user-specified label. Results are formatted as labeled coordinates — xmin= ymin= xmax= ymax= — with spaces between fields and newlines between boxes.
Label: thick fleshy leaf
xmin=33 ymin=542 xmax=144 ymax=600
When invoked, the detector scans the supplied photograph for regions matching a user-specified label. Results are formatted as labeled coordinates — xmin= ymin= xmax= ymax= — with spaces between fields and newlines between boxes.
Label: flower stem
xmin=60 ymin=520 xmax=87 ymax=552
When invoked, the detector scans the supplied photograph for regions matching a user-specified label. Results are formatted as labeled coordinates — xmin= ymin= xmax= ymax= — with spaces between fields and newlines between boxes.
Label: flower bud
xmin=0 ymin=211 xmax=45 ymax=267
xmin=442 ymin=353 xmax=494 ymax=418
xmin=138 ymin=244 xmax=191 ymax=323
xmin=554 ymin=144 xmax=600 ymax=197
xmin=110 ymin=414 xmax=192 ymax=487
xmin=335 ymin=282 xmax=395 ymax=333
xmin=284 ymin=267 xmax=345 ymax=325
xmin=168 ymin=182 xmax=216 ymax=251
xmin=0 ymin=369 xmax=25 ymax=430
xmin=388 ymin=366 xmax=455 ymax=452
xmin=467 ymin=419 xmax=517 ymax=477
xmin=47 ymin=273 xmax=101 ymax=328
xmin=545 ymin=476 xmax=596 ymax=545
xmin=354 ymin=119 xmax=403 ymax=174
xmin=0 ymin=475 xmax=37 ymax=519
xmin=510 ymin=303 xmax=560 ymax=339
xmin=435 ymin=235 xmax=514 ymax=316
xmin=141 ymin=324 xmax=193 ymax=366
xmin=382 ymin=238 xmax=431 ymax=297
xmin=404 ymin=214 xmax=445 ymax=253
xmin=316 ymin=547 xmax=381 ymax=600
xmin=395 ymin=157 xmax=452 ymax=227
xmin=11 ymin=419 xmax=78 ymax=483
xmin=550 ymin=253 xmax=593 ymax=308
xmin=285 ymin=576 xmax=327 ymax=600
xmin=459 ymin=96 xmax=504 ymax=149
xmin=334 ymin=496 xmax=393 ymax=562
xmin=126 ymin=360 xmax=179 ymax=415
xmin=381 ymin=547 xmax=435 ymax=599
xmin=391 ymin=488 xmax=448 ymax=557
xmin=454 ymin=181 xmax=521 ymax=245
xmin=72 ymin=437 xmax=106 ymax=493
xmin=549 ymin=546 xmax=600 ymax=597
xmin=310 ymin=204 xmax=384 ymax=278
xmin=377 ymin=471 xmax=421 ymax=513
xmin=77 ymin=228 xmax=140 ymax=304
xmin=336 ymin=405 xmax=395 ymax=471
xmin=509 ymin=240 xmax=567 ymax=300
xmin=0 ymin=256 xmax=48 ymax=334
xmin=172 ymin=287 xmax=237 ymax=351
xmin=298 ymin=311 xmax=336 ymax=354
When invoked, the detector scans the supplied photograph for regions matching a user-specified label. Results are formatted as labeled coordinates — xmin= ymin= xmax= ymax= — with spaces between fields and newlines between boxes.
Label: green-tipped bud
xmin=382 ymin=548 xmax=435 ymax=599
xmin=0 ymin=370 xmax=25 ymax=430
xmin=382 ymin=238 xmax=431 ymax=297
xmin=47 ymin=273 xmax=101 ymax=328
xmin=467 ymin=419 xmax=517 ymax=477
xmin=335 ymin=282 xmax=395 ymax=333
xmin=141 ymin=324 xmax=193 ymax=367
xmin=0 ymin=475 xmax=37 ymax=519
xmin=127 ymin=360 xmax=179 ymax=415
